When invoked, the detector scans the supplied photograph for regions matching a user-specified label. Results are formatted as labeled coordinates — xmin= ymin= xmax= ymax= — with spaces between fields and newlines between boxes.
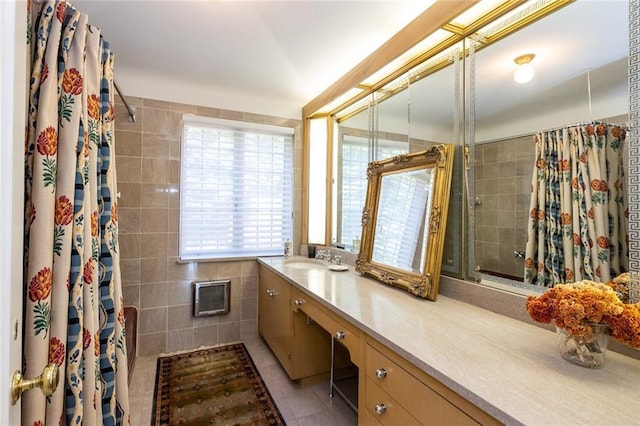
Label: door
xmin=1 ymin=1 xmax=27 ymax=423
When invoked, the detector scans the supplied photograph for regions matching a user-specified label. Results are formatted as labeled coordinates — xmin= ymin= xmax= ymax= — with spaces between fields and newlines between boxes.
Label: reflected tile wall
xmin=114 ymin=96 xmax=302 ymax=356
xmin=475 ymin=135 xmax=534 ymax=280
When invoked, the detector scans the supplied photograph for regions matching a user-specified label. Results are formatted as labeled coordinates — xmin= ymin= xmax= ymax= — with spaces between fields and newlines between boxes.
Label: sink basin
xmin=283 ymin=258 xmax=326 ymax=269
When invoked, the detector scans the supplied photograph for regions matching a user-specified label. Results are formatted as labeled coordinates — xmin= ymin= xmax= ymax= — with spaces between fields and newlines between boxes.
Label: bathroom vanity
xmin=257 ymin=256 xmax=639 ymax=425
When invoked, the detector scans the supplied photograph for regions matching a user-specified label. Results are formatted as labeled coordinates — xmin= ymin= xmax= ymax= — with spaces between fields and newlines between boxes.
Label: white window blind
xmin=339 ymin=136 xmax=408 ymax=246
xmin=372 ymin=169 xmax=432 ymax=271
xmin=179 ymin=115 xmax=294 ymax=260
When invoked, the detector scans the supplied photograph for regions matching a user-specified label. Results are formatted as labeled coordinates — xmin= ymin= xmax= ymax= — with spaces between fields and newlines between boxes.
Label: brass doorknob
xmin=11 ymin=363 xmax=59 ymax=405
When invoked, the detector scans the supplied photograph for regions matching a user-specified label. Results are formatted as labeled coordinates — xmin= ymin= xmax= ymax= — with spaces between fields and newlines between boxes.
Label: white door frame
xmin=1 ymin=1 xmax=27 ymax=424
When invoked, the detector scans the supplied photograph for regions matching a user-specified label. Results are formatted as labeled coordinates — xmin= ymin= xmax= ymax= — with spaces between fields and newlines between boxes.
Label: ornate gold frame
xmin=355 ymin=144 xmax=454 ymax=300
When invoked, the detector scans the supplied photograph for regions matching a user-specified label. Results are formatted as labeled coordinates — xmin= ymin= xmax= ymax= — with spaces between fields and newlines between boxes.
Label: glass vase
xmin=556 ymin=324 xmax=610 ymax=369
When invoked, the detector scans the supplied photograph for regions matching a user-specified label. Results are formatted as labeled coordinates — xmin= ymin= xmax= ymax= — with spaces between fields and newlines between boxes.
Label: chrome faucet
xmin=315 ymin=250 xmax=331 ymax=261
xmin=315 ymin=250 xmax=342 ymax=265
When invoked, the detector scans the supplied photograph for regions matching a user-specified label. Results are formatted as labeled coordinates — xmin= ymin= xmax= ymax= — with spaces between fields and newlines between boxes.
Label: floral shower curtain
xmin=23 ymin=1 xmax=130 ymax=424
xmin=524 ymin=123 xmax=628 ymax=287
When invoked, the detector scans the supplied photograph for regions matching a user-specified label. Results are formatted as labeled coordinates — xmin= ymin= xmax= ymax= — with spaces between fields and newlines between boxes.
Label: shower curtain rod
xmin=540 ymin=120 xmax=630 ymax=133
xmin=113 ymin=79 xmax=136 ymax=123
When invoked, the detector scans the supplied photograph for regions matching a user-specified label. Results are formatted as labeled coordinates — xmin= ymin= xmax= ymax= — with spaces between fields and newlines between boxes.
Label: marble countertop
xmin=258 ymin=256 xmax=640 ymax=426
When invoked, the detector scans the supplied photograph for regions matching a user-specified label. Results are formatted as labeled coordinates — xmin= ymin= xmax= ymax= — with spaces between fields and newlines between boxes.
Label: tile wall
xmin=474 ymin=135 xmax=534 ymax=280
xmin=114 ymin=96 xmax=302 ymax=356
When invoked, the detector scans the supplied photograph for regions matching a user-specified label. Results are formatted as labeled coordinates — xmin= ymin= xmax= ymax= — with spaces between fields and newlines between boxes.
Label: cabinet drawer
xmin=365 ymin=377 xmax=420 ymax=426
xmin=365 ymin=344 xmax=479 ymax=425
xmin=291 ymin=289 xmax=361 ymax=366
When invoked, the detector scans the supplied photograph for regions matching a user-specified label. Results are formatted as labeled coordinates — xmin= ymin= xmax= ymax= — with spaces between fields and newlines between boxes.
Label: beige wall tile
xmin=167 ymin=329 xmax=194 ymax=353
xmin=219 ymin=261 xmax=242 ymax=279
xmin=115 ymin=105 xmax=143 ymax=133
xmin=121 ymin=259 xmax=140 ymax=285
xmin=241 ymin=319 xmax=258 ymax=340
xmin=169 ymin=160 xmax=180 ymax=185
xmin=194 ymin=261 xmax=219 ymax=278
xmin=141 ymin=158 xmax=170 ymax=184
xmin=195 ymin=106 xmax=221 ymax=118
xmin=118 ymin=208 xmax=141 ymax=234
xmin=142 ymin=134 xmax=171 ymax=159
xmin=144 ymin=99 xmax=171 ymax=110
xmin=168 ymin=185 xmax=180 ymax=208
xmin=116 ymin=182 xmax=141 ymax=208
xmin=241 ymin=260 xmax=258 ymax=277
xmin=140 ymin=183 xmax=169 ymax=208
xmin=140 ymin=257 xmax=167 ymax=283
xmin=117 ymin=156 xmax=142 ymax=183
xmin=141 ymin=208 xmax=168 ymax=234
xmin=139 ymin=307 xmax=167 ymax=333
xmin=167 ymin=233 xmax=178 ymax=257
xmin=143 ymin=107 xmax=172 ymax=135
xmin=169 ymin=280 xmax=194 ymax=306
xmin=171 ymin=102 xmax=198 ymax=114
xmin=167 ymin=305 xmax=194 ymax=330
xmin=140 ymin=233 xmax=168 ymax=259
xmin=168 ymin=209 xmax=179 ymax=233
xmin=140 ymin=283 xmax=168 ymax=309
xmin=115 ymin=131 xmax=142 ymax=157
xmin=170 ymin=111 xmax=182 ymax=138
xmin=119 ymin=234 xmax=140 ymax=260
xmin=220 ymin=110 xmax=243 ymax=121
xmin=167 ymin=259 xmax=197 ymax=281
xmin=241 ymin=276 xmax=257 ymax=299
xmin=241 ymin=297 xmax=257 ymax=321
xmin=138 ymin=332 xmax=166 ymax=356
xmin=219 ymin=322 xmax=241 ymax=343
xmin=122 ymin=285 xmax=139 ymax=308
xmin=193 ymin=325 xmax=219 ymax=347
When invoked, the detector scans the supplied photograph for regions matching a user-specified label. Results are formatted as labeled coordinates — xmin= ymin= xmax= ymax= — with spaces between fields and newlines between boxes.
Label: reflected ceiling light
xmin=513 ymin=53 xmax=535 ymax=84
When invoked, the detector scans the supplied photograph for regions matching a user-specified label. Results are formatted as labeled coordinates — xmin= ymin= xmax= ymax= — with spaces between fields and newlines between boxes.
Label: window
xmin=179 ymin=115 xmax=294 ymax=260
xmin=338 ymin=135 xmax=408 ymax=247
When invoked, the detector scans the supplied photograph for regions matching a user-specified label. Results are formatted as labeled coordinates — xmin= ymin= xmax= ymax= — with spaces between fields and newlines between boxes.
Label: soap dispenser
xmin=352 ymin=236 xmax=361 ymax=253
xmin=284 ymin=239 xmax=293 ymax=257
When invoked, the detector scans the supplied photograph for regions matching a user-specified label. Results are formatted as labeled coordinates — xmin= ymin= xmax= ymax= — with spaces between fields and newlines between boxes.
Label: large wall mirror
xmin=310 ymin=0 xmax=635 ymax=300
xmin=470 ymin=0 xmax=629 ymax=291
xmin=333 ymin=42 xmax=464 ymax=268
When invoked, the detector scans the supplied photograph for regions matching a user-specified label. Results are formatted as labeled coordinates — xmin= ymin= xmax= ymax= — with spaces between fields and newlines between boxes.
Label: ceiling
xmin=343 ymin=0 xmax=629 ymax=142
xmin=72 ymin=0 xmax=435 ymax=118
xmin=72 ymin=0 xmax=629 ymax=125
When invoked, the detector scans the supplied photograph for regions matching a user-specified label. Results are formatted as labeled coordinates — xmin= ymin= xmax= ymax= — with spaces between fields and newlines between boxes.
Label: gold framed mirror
xmin=356 ymin=143 xmax=454 ymax=300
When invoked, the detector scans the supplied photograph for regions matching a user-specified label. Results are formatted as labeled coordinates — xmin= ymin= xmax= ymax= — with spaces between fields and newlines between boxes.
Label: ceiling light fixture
xmin=513 ymin=53 xmax=535 ymax=84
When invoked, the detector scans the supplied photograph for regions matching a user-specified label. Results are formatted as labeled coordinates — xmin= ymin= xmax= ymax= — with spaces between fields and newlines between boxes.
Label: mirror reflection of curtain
xmin=23 ymin=0 xmax=130 ymax=423
xmin=524 ymin=123 xmax=628 ymax=287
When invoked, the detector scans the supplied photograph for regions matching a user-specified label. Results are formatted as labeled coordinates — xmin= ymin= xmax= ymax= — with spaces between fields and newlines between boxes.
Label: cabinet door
xmin=258 ymin=265 xmax=292 ymax=374
xmin=290 ymin=308 xmax=332 ymax=379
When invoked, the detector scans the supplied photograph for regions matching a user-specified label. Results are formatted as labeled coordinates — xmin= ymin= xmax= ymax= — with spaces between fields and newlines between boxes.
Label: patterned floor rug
xmin=152 ymin=343 xmax=285 ymax=425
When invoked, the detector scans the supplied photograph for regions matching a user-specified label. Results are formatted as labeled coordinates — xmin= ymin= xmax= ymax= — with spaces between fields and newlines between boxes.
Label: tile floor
xmin=128 ymin=337 xmax=358 ymax=425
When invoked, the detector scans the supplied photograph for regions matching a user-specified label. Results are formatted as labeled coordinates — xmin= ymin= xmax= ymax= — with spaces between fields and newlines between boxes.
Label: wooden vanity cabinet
xmin=258 ymin=264 xmax=332 ymax=380
xmin=363 ymin=339 xmax=500 ymax=426
xmin=258 ymin=264 xmax=292 ymax=375
xmin=291 ymin=287 xmax=362 ymax=367
xmin=258 ymin=262 xmax=499 ymax=425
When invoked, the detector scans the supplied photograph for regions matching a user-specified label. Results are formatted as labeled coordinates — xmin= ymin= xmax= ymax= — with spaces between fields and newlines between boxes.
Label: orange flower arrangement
xmin=526 ymin=279 xmax=640 ymax=350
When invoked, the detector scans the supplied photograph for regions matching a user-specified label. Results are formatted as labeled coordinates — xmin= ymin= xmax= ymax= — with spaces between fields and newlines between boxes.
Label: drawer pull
xmin=266 ymin=289 xmax=277 ymax=297
xmin=294 ymin=299 xmax=303 ymax=307
xmin=375 ymin=368 xmax=387 ymax=379
xmin=375 ymin=403 xmax=387 ymax=415
xmin=335 ymin=331 xmax=345 ymax=340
